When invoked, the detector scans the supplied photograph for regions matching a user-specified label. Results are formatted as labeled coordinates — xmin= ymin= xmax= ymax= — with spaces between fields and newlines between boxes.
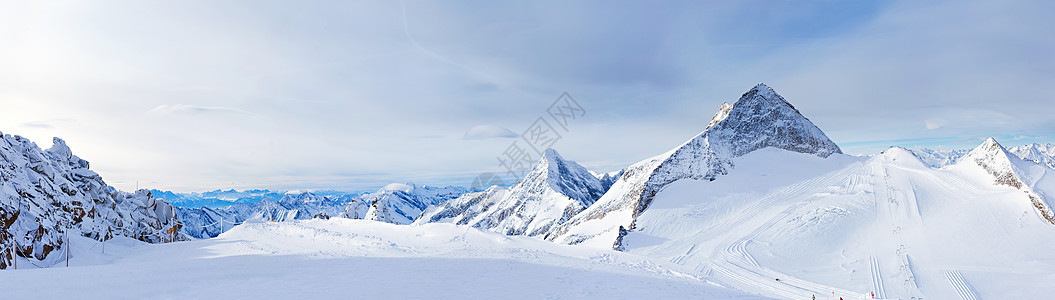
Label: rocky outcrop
xmin=0 ymin=133 xmax=184 ymax=268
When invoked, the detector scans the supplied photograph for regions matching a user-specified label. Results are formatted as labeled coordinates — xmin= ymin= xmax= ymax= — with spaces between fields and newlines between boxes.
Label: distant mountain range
xmin=149 ymin=188 xmax=354 ymax=209
xmin=912 ymin=143 xmax=1055 ymax=169
xmin=175 ymin=184 xmax=466 ymax=239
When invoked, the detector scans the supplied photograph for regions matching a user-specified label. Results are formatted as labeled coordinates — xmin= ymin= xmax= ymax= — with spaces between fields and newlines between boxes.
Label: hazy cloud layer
xmin=147 ymin=104 xmax=260 ymax=116
xmin=463 ymin=125 xmax=518 ymax=140
xmin=0 ymin=0 xmax=1051 ymax=192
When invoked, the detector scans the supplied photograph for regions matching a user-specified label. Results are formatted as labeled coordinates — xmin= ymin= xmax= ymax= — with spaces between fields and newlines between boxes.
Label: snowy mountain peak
xmin=651 ymin=84 xmax=842 ymax=186
xmin=381 ymin=182 xmax=415 ymax=193
xmin=547 ymin=84 xmax=844 ymax=248
xmin=746 ymin=82 xmax=783 ymax=102
xmin=880 ymin=147 xmax=928 ymax=168
xmin=960 ymin=138 xmax=1055 ymax=224
xmin=419 ymin=149 xmax=605 ymax=237
xmin=535 ymin=148 xmax=605 ymax=207
xmin=708 ymin=83 xmax=841 ymax=158
xmin=961 ymin=138 xmax=1024 ymax=188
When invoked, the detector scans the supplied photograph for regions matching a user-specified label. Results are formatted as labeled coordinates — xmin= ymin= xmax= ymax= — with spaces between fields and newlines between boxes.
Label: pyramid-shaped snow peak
xmin=708 ymin=83 xmax=842 ymax=158
xmin=546 ymin=83 xmax=844 ymax=248
xmin=537 ymin=149 xmax=607 ymax=207
xmin=961 ymin=138 xmax=1028 ymax=189
xmin=651 ymin=83 xmax=841 ymax=185
xmin=960 ymin=138 xmax=1055 ymax=224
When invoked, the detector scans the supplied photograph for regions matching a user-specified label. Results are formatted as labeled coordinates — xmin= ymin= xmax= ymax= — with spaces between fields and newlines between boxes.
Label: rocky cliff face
xmin=0 ymin=133 xmax=183 ymax=268
xmin=546 ymin=83 xmax=843 ymax=249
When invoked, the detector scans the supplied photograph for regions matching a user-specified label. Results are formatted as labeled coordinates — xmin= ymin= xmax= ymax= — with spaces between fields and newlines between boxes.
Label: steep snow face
xmin=954 ymin=138 xmax=1055 ymax=224
xmin=0 ymin=133 xmax=183 ymax=269
xmin=419 ymin=149 xmax=606 ymax=237
xmin=417 ymin=186 xmax=509 ymax=225
xmin=1009 ymin=143 xmax=1055 ymax=169
xmin=547 ymin=83 xmax=842 ymax=248
xmin=540 ymin=149 xmax=607 ymax=207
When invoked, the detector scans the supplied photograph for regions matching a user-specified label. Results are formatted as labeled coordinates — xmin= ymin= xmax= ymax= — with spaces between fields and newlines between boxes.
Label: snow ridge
xmin=547 ymin=83 xmax=842 ymax=248
xmin=0 ymin=133 xmax=183 ymax=269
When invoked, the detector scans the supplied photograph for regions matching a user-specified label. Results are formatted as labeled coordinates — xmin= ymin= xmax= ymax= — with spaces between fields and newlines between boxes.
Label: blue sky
xmin=1 ymin=0 xmax=1052 ymax=192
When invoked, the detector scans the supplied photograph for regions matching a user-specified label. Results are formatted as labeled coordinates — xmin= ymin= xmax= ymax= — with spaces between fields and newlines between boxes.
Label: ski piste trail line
xmin=944 ymin=270 xmax=979 ymax=300
xmin=869 ymin=255 xmax=886 ymax=299
xmin=703 ymin=161 xmax=872 ymax=299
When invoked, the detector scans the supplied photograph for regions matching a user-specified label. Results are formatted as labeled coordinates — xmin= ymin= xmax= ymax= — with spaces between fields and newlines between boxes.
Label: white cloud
xmin=925 ymin=119 xmax=946 ymax=130
xmin=146 ymin=104 xmax=260 ymax=117
xmin=463 ymin=124 xmax=518 ymax=140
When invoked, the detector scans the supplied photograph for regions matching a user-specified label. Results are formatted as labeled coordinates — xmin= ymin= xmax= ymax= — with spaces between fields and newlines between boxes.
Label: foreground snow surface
xmin=0 ymin=219 xmax=758 ymax=299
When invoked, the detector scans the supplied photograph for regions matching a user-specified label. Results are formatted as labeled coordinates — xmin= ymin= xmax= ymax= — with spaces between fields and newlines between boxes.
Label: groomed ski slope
xmin=0 ymin=219 xmax=757 ymax=299
xmin=622 ymin=147 xmax=1055 ymax=299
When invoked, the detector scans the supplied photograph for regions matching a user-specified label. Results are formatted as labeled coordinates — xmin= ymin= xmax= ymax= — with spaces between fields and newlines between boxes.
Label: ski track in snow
xmin=944 ymin=270 xmax=980 ymax=300
xmin=869 ymin=255 xmax=886 ymax=299
xmin=876 ymin=159 xmax=923 ymax=299
xmin=705 ymin=163 xmax=870 ymax=299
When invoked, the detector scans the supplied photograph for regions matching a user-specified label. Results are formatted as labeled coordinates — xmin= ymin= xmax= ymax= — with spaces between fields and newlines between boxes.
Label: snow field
xmin=0 ymin=219 xmax=758 ymax=299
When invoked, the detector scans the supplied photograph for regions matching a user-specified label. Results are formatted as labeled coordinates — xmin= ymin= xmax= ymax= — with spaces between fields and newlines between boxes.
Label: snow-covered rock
xmin=418 ymin=149 xmax=606 ymax=236
xmin=0 ymin=133 xmax=183 ymax=269
xmin=546 ymin=83 xmax=842 ymax=249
